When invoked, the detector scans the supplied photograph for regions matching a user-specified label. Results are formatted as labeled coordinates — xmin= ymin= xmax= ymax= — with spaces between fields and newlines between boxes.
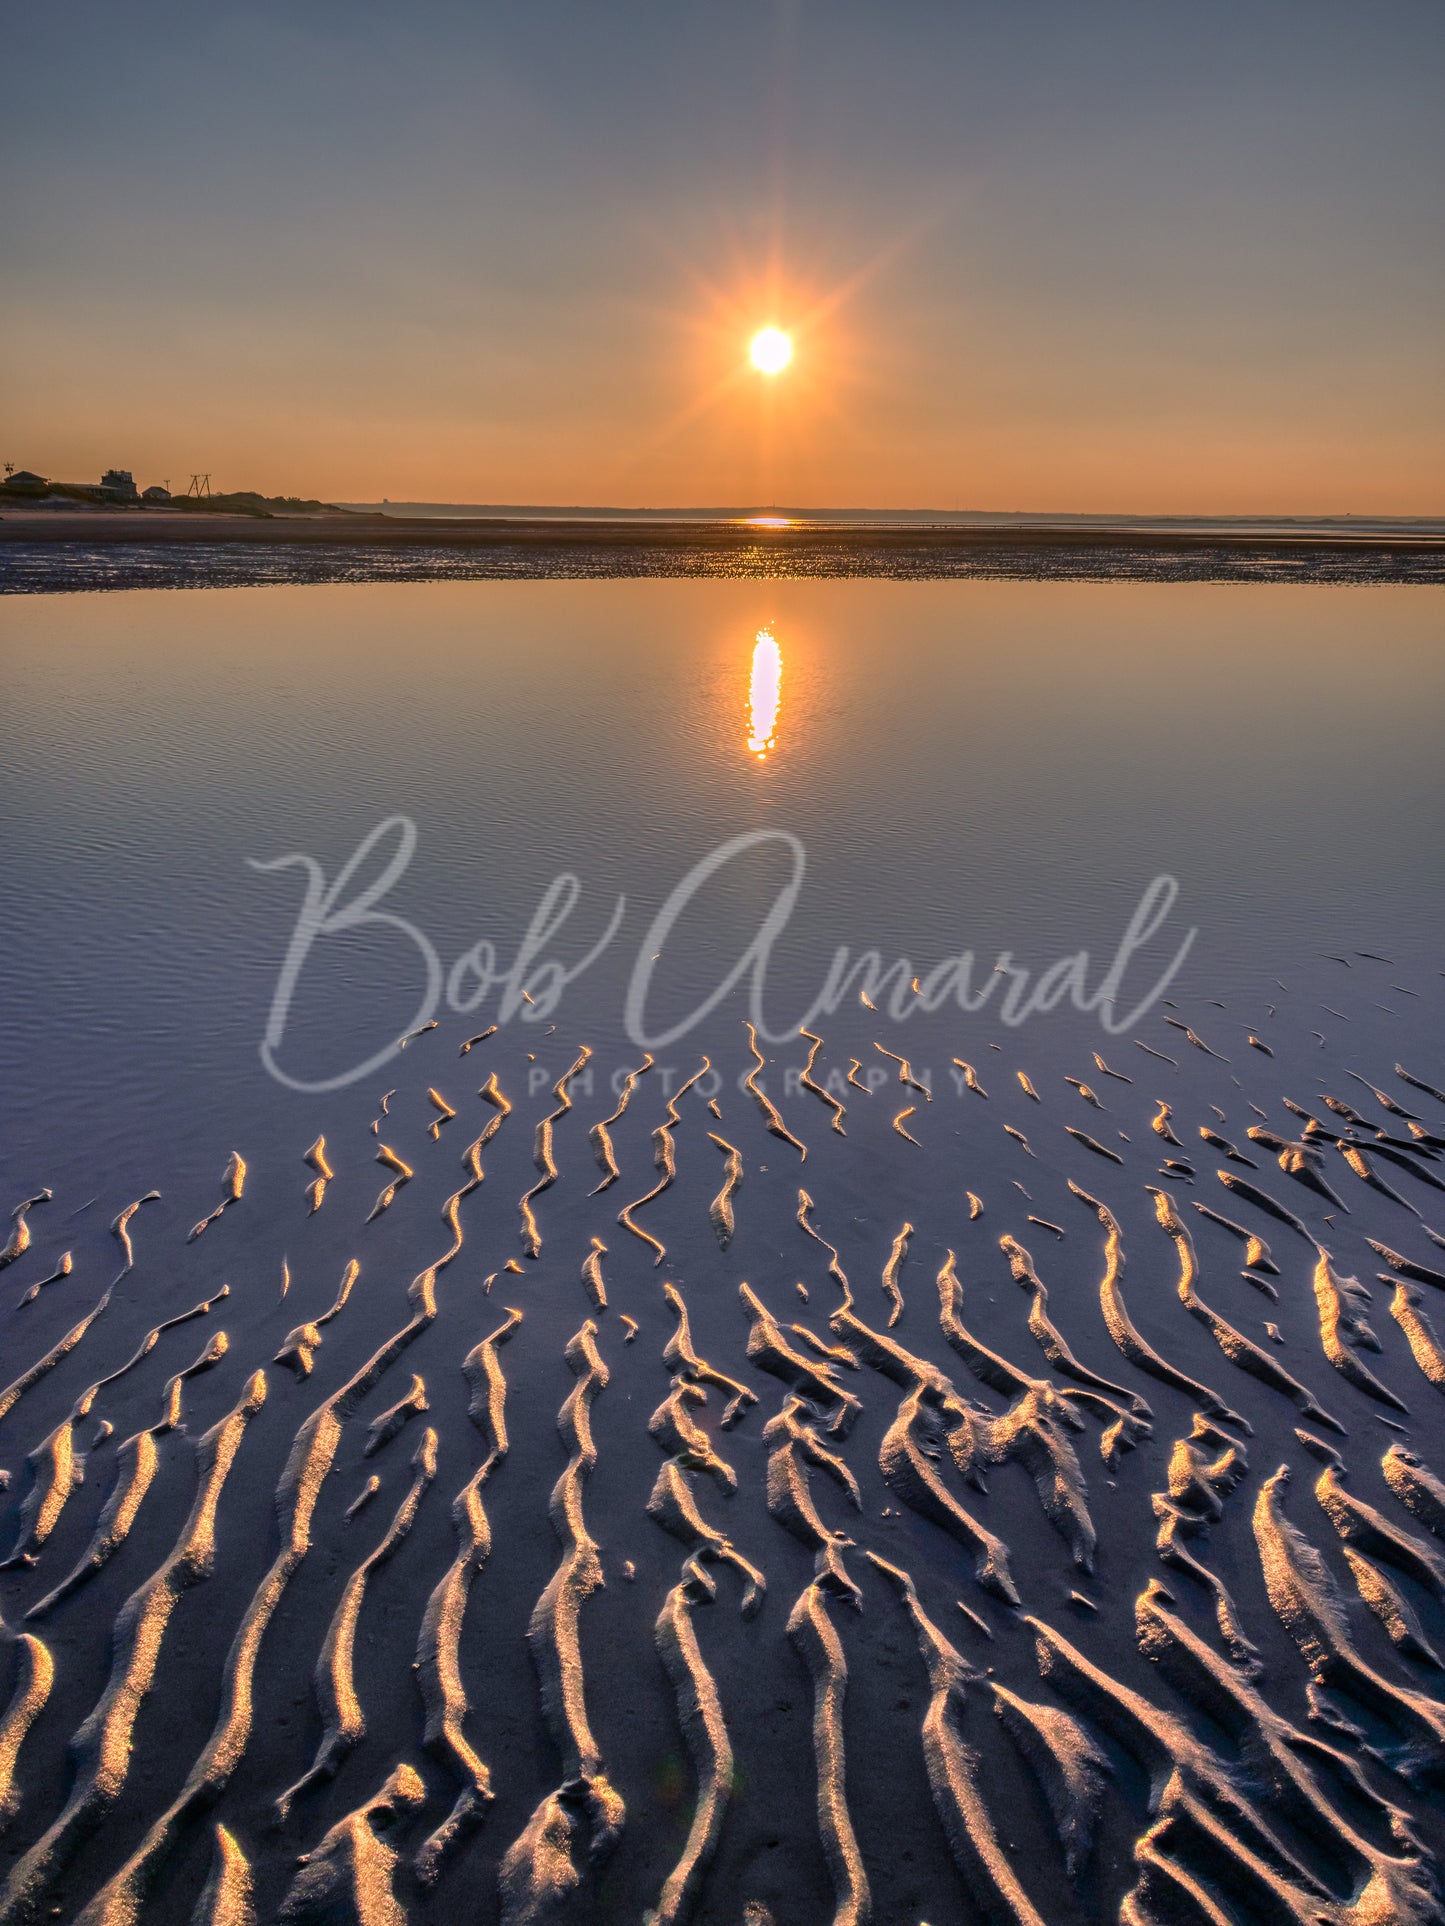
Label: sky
xmin=4 ymin=2 xmax=1442 ymax=513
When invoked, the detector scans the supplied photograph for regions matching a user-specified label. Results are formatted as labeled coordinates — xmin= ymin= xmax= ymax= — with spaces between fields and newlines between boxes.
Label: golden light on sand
xmin=748 ymin=327 xmax=793 ymax=375
xmin=747 ymin=627 xmax=782 ymax=756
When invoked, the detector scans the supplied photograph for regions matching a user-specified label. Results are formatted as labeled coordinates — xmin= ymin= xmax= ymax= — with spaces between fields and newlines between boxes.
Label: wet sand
xmin=2 ymin=510 xmax=1443 ymax=591
xmin=2 ymin=967 xmax=1444 ymax=1923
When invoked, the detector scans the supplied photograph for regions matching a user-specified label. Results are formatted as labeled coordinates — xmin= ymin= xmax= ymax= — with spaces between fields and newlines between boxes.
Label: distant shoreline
xmin=3 ymin=509 xmax=1442 ymax=592
xmin=3 ymin=508 xmax=1443 ymax=552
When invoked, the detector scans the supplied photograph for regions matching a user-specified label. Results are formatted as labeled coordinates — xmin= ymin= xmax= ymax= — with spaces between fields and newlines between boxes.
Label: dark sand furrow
xmin=0 ymin=1637 xmax=53 ymax=1831
xmin=1191 ymin=1201 xmax=1280 ymax=1276
xmin=650 ymin=1385 xmax=738 ymax=1491
xmin=799 ymin=1030 xmax=847 ymax=1135
xmin=1295 ymin=1433 xmax=1445 ymax=1599
xmin=645 ymin=1462 xmax=764 ymax=1611
xmin=16 ymin=1252 xmax=71 ymax=1310
xmin=880 ymin=1221 xmax=911 ymax=1328
xmin=1068 ymin=1184 xmax=1249 ymax=1432
xmin=1149 ymin=1190 xmax=1340 ymax=1432
xmin=26 ymin=1331 xmax=229 ymax=1618
xmin=743 ymin=1021 xmax=807 ymax=1159
xmin=1028 ymin=1614 xmax=1369 ymax=1923
xmin=1246 ymin=1129 xmax=1350 ymax=1210
xmin=68 ymin=1268 xmax=440 ymax=1926
xmin=1133 ymin=1580 xmax=1437 ymax=1920
xmin=1253 ymin=1466 xmax=1445 ymax=1778
xmin=0 ymin=1195 xmax=50 ymax=1273
xmin=190 ymin=1824 xmax=254 ymax=1926
xmin=1309 ymin=1245 xmax=1405 ymax=1411
xmin=0 ymin=1371 xmax=268 ymax=1926
xmin=661 ymin=1283 xmax=755 ymax=1428
xmin=0 ymin=1289 xmax=113 ymax=1432
xmin=1342 ymin=1546 xmax=1443 ymax=1668
xmin=1396 ymin=1064 xmax=1445 ymax=1106
xmin=705 ymin=1134 xmax=742 ymax=1250
xmin=1369 ymin=1239 xmax=1445 ymax=1291
xmin=1002 ymin=1234 xmax=1149 ymax=1418
xmin=1199 ymin=1125 xmax=1256 ymax=1167
xmin=415 ymin=1306 xmax=521 ymax=1882
xmin=1363 ymin=1137 xmax=1445 ymax=1195
xmin=519 ymin=1047 xmax=592 ymax=1257
xmin=186 ymin=1153 xmax=246 ymax=1243
xmin=276 ymin=1260 xmax=361 ymax=1378
xmin=499 ymin=1321 xmax=623 ymax=1925
xmin=278 ymin=1763 xmax=425 ymax=1925
xmin=1340 ymin=1140 xmax=1421 ymax=1216
xmin=275 ymin=1427 xmax=438 ymax=1821
xmin=362 ymin=1374 xmax=429 ymax=1456
xmin=991 ymin=1682 xmax=1109 ymax=1882
xmin=643 ymin=1340 xmax=764 ymax=1926
xmin=1151 ymin=1417 xmax=1259 ymax=1672
xmin=786 ymin=1580 xmax=871 ymax=1926
xmin=587 ymin=1054 xmax=652 ymax=1195
xmin=1217 ymin=1171 xmax=1315 ymax=1240
xmin=936 ymin=1252 xmax=1108 ymax=1571
xmin=3 ymin=1290 xmax=229 ymax=1570
xmin=840 ymin=1289 xmax=1021 ymax=1598
xmin=741 ymin=1284 xmax=861 ymax=1437
xmin=762 ymin=1398 xmax=862 ymax=1606
xmin=1065 ymin=1126 xmax=1122 ymax=1164
xmin=867 ymin=1553 xmax=1049 ymax=1923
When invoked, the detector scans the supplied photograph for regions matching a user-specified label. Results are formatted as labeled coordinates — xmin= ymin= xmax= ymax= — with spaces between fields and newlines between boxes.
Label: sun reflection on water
xmin=747 ymin=627 xmax=782 ymax=757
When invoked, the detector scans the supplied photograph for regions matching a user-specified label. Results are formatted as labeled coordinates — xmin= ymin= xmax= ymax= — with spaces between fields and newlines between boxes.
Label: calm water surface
xmin=3 ymin=575 xmax=1441 ymax=1194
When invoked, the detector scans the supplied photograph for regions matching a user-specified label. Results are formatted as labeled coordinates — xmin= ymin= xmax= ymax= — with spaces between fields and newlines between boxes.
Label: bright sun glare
xmin=747 ymin=628 xmax=782 ymax=756
xmin=749 ymin=327 xmax=793 ymax=375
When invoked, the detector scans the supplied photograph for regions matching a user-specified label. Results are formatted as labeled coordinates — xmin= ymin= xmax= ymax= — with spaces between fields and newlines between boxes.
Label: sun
xmin=748 ymin=326 xmax=793 ymax=375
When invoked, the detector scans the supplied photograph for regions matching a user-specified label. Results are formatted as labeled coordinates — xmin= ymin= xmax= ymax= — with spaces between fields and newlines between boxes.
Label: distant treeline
xmin=1 ymin=478 xmax=345 ymax=516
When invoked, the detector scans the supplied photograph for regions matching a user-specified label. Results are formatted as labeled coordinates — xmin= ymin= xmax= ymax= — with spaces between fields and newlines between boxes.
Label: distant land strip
xmin=2 ymin=511 xmax=1442 ymax=592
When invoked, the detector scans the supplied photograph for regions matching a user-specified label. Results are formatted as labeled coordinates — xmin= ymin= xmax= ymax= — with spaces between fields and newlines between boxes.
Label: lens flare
xmin=747 ymin=628 xmax=782 ymax=757
xmin=748 ymin=327 xmax=792 ymax=374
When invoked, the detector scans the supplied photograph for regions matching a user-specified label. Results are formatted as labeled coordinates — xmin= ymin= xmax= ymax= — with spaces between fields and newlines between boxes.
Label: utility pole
xmin=187 ymin=473 xmax=212 ymax=498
